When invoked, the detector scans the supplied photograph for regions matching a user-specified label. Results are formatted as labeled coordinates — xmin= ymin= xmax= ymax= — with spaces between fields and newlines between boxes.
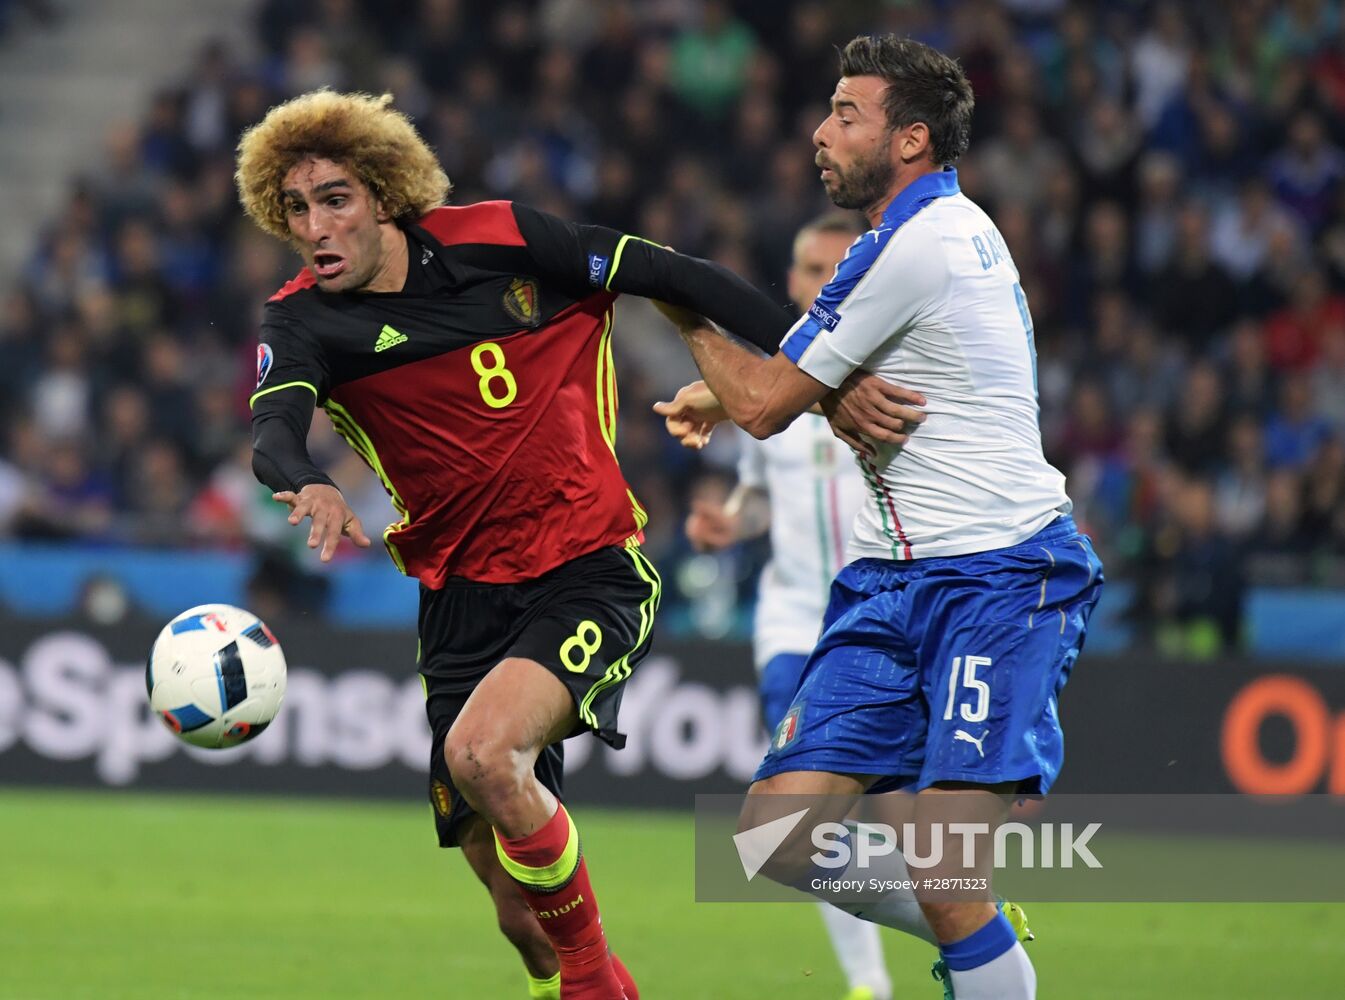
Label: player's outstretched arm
xmin=251 ymin=384 xmax=369 ymax=562
xmin=509 ymin=204 xmax=794 ymax=354
xmin=653 ymin=302 xmax=824 ymax=439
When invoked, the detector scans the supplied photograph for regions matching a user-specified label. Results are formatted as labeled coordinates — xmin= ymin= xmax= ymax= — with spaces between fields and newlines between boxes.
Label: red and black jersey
xmin=251 ymin=201 xmax=792 ymax=588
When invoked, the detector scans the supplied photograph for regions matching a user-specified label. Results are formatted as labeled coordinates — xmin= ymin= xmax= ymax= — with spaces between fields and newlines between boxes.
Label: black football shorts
xmin=420 ymin=541 xmax=660 ymax=847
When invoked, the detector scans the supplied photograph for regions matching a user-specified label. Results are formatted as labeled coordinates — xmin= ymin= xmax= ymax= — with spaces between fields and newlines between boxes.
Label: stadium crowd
xmin=3 ymin=0 xmax=1345 ymax=652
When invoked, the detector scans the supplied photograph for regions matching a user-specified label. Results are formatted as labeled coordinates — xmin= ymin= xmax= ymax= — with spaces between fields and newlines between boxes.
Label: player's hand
xmin=271 ymin=483 xmax=372 ymax=563
xmin=821 ymin=371 xmax=926 ymax=457
xmin=653 ymin=380 xmax=729 ymax=449
xmin=685 ymin=499 xmax=739 ymax=552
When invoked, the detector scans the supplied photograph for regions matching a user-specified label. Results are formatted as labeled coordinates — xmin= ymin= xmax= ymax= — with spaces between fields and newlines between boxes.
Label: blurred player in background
xmin=234 ymin=90 xmax=910 ymax=1000
xmin=656 ymin=35 xmax=1103 ymax=1000
xmin=685 ymin=212 xmax=897 ymax=1000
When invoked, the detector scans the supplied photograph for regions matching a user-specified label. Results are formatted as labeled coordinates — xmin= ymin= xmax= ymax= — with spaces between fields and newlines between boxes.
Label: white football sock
xmin=813 ymin=836 xmax=937 ymax=944
xmin=948 ymin=941 xmax=1036 ymax=999
xmin=817 ymin=902 xmax=892 ymax=1000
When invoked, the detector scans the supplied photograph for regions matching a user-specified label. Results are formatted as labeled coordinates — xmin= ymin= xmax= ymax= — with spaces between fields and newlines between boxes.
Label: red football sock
xmin=496 ymin=805 xmax=621 ymax=995
xmin=611 ymin=954 xmax=639 ymax=999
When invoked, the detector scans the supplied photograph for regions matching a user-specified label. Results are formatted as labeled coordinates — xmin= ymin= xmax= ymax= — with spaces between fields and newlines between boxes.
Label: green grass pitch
xmin=1 ymin=788 xmax=1340 ymax=998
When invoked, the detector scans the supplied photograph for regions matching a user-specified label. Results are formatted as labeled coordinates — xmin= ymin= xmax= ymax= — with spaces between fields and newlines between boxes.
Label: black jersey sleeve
xmin=510 ymin=203 xmax=793 ymax=354
xmin=250 ymin=303 xmax=335 ymax=493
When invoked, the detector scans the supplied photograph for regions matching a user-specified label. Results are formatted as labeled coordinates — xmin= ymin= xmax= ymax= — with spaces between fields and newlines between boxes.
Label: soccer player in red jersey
xmin=234 ymin=91 xmax=915 ymax=998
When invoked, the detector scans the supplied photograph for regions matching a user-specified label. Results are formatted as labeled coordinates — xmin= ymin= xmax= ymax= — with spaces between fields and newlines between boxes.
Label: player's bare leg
xmin=445 ymin=657 xmax=633 ymax=1000
xmin=459 ymin=817 xmax=560 ymax=986
xmin=743 ymin=771 xmax=936 ymax=944
xmin=913 ymin=783 xmax=1034 ymax=999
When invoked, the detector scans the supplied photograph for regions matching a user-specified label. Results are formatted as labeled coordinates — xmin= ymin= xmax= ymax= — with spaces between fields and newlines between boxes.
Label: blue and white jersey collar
xmin=879 ymin=167 xmax=960 ymax=230
xmin=781 ymin=167 xmax=960 ymax=363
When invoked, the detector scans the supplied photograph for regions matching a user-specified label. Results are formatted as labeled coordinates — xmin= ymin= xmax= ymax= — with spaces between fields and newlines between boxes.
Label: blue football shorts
xmin=759 ymin=652 xmax=811 ymax=733
xmin=755 ymin=515 xmax=1104 ymax=794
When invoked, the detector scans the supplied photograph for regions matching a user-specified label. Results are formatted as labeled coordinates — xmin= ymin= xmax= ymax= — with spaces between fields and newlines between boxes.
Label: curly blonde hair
xmin=235 ymin=90 xmax=450 ymax=241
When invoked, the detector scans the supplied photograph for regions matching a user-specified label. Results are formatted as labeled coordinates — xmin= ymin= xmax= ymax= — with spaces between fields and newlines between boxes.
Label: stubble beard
xmin=824 ymin=147 xmax=896 ymax=212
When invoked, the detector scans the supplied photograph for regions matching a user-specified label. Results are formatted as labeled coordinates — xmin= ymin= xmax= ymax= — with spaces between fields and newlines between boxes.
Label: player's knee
xmin=736 ymin=799 xmax=816 ymax=887
xmin=443 ymin=728 xmax=528 ymax=805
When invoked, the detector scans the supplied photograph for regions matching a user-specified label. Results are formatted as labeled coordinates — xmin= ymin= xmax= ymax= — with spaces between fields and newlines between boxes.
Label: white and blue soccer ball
xmin=147 ymin=604 xmax=287 ymax=749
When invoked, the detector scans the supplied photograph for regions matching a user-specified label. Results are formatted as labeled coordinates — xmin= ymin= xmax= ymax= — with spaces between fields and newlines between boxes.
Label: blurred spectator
xmin=1264 ymin=372 xmax=1333 ymax=468
xmin=1250 ymin=469 xmax=1317 ymax=569
xmin=23 ymin=439 xmax=115 ymax=541
xmin=1263 ymin=267 xmax=1345 ymax=371
xmin=1070 ymin=95 xmax=1141 ymax=204
xmin=1267 ymin=109 xmax=1345 ymax=233
xmin=29 ymin=324 xmax=92 ymax=440
xmin=1301 ymin=436 xmax=1345 ymax=553
xmin=1215 ymin=416 xmax=1269 ymax=541
xmin=1149 ymin=474 xmax=1245 ymax=655
xmin=111 ymin=218 xmax=178 ymax=338
xmin=1063 ymin=200 xmax=1139 ymax=327
xmin=1165 ymin=361 xmax=1228 ymax=476
xmin=1150 ymin=201 xmax=1238 ymax=352
xmin=122 ymin=439 xmax=192 ymax=546
xmin=669 ymin=0 xmax=758 ymax=120
xmin=0 ymin=289 xmax=44 ymax=415
xmin=1130 ymin=2 xmax=1191 ymax=129
xmin=1133 ymin=152 xmax=1183 ymax=274
xmin=1269 ymin=0 xmax=1339 ymax=58
xmin=1223 ymin=319 xmax=1278 ymax=418
xmin=1210 ymin=178 xmax=1306 ymax=281
xmin=1311 ymin=324 xmax=1345 ymax=434
xmin=99 ymin=384 xmax=151 ymax=505
xmin=1053 ymin=378 xmax=1120 ymax=473
xmin=1081 ymin=406 xmax=1170 ymax=549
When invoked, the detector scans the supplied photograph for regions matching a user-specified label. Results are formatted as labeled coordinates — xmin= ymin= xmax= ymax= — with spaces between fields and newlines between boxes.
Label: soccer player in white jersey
xmin=688 ymin=213 xmax=894 ymax=1000
xmin=654 ymin=35 xmax=1103 ymax=1000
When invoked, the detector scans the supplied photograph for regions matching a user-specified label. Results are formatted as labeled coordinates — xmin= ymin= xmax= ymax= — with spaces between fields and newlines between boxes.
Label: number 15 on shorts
xmin=944 ymin=655 xmax=991 ymax=722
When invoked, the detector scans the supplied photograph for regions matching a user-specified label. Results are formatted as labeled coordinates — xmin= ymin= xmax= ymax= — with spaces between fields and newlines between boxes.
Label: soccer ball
xmin=147 ymin=604 xmax=287 ymax=749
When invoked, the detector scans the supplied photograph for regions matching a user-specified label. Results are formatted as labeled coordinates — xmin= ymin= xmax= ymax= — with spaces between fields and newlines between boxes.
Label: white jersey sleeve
xmin=780 ymin=221 xmax=948 ymax=388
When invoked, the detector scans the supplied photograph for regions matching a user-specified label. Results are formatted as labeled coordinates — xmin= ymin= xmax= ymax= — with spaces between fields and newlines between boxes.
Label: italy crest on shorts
xmin=774 ymin=704 xmax=802 ymax=750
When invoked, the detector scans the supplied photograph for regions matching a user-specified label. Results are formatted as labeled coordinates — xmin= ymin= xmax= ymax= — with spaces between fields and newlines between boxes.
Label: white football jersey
xmin=737 ymin=416 xmax=866 ymax=669
xmin=780 ymin=169 xmax=1070 ymax=562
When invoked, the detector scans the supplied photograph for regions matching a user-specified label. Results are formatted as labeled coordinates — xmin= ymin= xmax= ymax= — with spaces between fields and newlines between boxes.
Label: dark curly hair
xmin=839 ymin=35 xmax=975 ymax=166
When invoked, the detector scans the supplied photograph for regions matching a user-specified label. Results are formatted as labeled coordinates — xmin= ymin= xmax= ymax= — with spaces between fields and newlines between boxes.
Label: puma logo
xmin=954 ymin=728 xmax=988 ymax=758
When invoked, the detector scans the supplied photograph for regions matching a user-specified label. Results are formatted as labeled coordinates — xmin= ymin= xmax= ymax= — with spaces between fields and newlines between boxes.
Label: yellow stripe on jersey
xmin=577 ymin=538 xmax=661 ymax=731
xmin=604 ymin=234 xmax=665 ymax=292
xmin=604 ymin=321 xmax=618 ymax=445
xmin=595 ymin=310 xmax=617 ymax=455
xmin=591 ymin=307 xmax=647 ymax=536
xmin=249 ymin=380 xmax=318 ymax=408
xmin=627 ymin=490 xmax=648 ymax=533
xmin=322 ymin=399 xmax=411 ymax=575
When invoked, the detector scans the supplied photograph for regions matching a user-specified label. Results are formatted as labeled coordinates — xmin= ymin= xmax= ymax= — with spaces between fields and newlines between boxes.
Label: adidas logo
xmin=374 ymin=324 xmax=408 ymax=353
